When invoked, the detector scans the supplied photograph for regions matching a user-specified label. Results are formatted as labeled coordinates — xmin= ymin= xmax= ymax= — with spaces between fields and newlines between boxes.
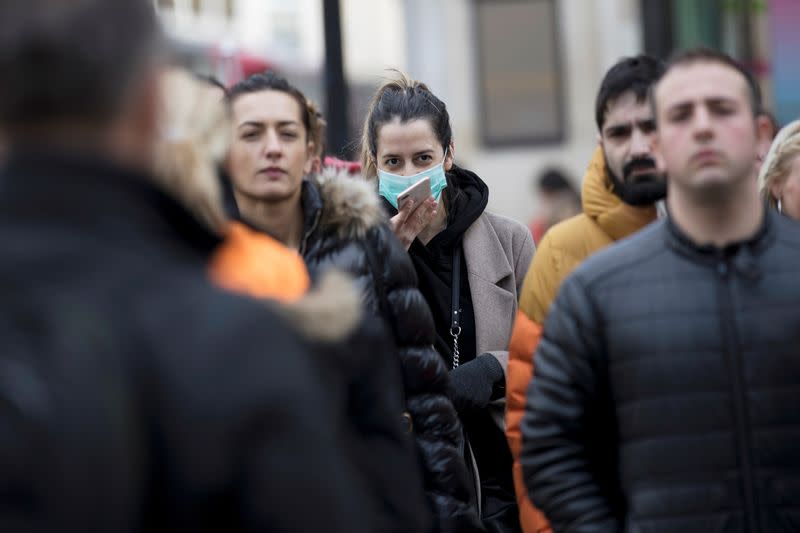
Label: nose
xmin=630 ymin=127 xmax=653 ymax=159
xmin=396 ymin=161 xmax=415 ymax=177
xmin=692 ymin=106 xmax=713 ymax=141
xmin=262 ymin=128 xmax=282 ymax=159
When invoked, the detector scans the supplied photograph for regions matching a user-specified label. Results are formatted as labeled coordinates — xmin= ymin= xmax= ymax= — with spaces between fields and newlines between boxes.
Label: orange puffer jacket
xmin=505 ymin=147 xmax=657 ymax=533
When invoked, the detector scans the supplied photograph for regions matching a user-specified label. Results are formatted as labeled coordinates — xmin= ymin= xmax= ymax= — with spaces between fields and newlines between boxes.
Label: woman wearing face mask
xmin=224 ymin=71 xmax=483 ymax=533
xmin=758 ymin=120 xmax=800 ymax=220
xmin=362 ymin=74 xmax=535 ymax=533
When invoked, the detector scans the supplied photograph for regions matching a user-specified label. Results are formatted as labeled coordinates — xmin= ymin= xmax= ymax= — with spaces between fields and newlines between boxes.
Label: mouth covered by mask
xmin=608 ymin=156 xmax=667 ymax=206
xmin=378 ymin=150 xmax=448 ymax=210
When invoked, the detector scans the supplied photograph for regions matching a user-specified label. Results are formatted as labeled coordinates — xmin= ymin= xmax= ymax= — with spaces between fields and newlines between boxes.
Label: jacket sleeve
xmin=520 ymin=272 xmax=622 ymax=533
xmin=485 ymin=225 xmax=536 ymax=376
xmin=514 ymin=227 xmax=536 ymax=295
xmin=506 ymin=310 xmax=551 ymax=533
xmin=369 ymin=224 xmax=484 ymax=533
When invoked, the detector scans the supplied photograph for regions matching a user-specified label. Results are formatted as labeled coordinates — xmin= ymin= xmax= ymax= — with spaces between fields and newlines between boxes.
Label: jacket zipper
xmin=716 ymin=259 xmax=760 ymax=532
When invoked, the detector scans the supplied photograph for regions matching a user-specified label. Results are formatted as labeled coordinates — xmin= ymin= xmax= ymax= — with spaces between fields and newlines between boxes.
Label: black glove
xmin=447 ymin=353 xmax=505 ymax=414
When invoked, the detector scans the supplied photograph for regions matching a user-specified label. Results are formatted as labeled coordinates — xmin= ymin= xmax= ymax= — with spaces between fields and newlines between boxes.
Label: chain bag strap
xmin=450 ymin=247 xmax=462 ymax=369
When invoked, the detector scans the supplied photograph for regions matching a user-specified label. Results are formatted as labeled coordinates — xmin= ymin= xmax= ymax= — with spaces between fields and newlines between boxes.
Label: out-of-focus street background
xmin=153 ymin=0 xmax=798 ymax=224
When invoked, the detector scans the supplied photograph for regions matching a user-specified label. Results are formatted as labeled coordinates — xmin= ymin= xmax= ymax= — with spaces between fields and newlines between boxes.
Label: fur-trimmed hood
xmin=304 ymin=167 xmax=386 ymax=242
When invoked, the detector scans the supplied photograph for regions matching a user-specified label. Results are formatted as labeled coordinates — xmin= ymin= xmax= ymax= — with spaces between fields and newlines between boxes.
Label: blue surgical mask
xmin=378 ymin=150 xmax=449 ymax=210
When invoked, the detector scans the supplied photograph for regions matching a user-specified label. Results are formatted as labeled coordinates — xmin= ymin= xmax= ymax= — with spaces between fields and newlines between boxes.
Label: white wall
xmin=342 ymin=0 xmax=407 ymax=80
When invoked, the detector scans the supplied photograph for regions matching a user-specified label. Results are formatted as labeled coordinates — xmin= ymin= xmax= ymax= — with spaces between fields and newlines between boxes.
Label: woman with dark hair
xmin=361 ymin=73 xmax=535 ymax=533
xmin=224 ymin=71 xmax=483 ymax=533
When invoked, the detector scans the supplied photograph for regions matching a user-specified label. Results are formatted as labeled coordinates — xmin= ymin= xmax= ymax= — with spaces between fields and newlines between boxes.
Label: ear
xmin=304 ymin=140 xmax=316 ymax=175
xmin=770 ymin=181 xmax=783 ymax=202
xmin=444 ymin=140 xmax=455 ymax=171
xmin=597 ymin=132 xmax=603 ymax=146
xmin=755 ymin=114 xmax=773 ymax=162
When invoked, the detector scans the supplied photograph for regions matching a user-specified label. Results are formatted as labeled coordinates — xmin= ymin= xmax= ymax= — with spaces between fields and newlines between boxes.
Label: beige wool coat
xmin=462 ymin=210 xmax=535 ymax=427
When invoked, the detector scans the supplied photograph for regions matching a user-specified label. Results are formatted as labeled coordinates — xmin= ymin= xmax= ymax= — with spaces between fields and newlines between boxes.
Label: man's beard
xmin=607 ymin=156 xmax=667 ymax=206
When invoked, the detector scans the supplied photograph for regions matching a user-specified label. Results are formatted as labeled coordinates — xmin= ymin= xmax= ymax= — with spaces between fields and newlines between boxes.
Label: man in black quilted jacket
xmin=521 ymin=48 xmax=800 ymax=533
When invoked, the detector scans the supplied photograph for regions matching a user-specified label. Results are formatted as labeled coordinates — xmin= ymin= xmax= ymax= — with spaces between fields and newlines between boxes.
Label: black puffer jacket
xmin=299 ymin=168 xmax=483 ymax=533
xmin=521 ymin=211 xmax=800 ymax=533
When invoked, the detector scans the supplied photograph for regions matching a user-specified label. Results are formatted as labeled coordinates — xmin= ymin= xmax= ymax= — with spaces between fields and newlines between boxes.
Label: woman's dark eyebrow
xmin=237 ymin=121 xmax=264 ymax=130
xmin=237 ymin=120 xmax=300 ymax=130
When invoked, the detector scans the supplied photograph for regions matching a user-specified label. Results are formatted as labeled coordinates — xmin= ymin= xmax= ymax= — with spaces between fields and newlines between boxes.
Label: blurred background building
xmin=154 ymin=0 xmax=796 ymax=224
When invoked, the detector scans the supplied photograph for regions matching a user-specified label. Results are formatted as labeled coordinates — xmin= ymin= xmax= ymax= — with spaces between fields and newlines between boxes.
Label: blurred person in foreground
xmin=522 ymin=48 xmax=799 ymax=533
xmin=528 ymin=168 xmax=580 ymax=244
xmin=0 ymin=1 xmax=368 ymax=532
xmin=224 ymin=71 xmax=455 ymax=532
xmin=155 ymin=67 xmax=428 ymax=533
xmin=505 ymin=55 xmax=666 ymax=533
xmin=758 ymin=120 xmax=800 ymax=220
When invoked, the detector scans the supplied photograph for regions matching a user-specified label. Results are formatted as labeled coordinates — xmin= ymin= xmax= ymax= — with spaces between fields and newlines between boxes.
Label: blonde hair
xmin=359 ymin=71 xmax=452 ymax=180
xmin=758 ymin=120 xmax=800 ymax=209
xmin=153 ymin=68 xmax=231 ymax=233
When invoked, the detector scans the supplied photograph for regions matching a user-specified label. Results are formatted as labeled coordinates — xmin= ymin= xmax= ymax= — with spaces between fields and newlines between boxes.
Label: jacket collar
xmin=0 ymin=145 xmax=222 ymax=255
xmin=299 ymin=179 xmax=324 ymax=254
xmin=664 ymin=207 xmax=775 ymax=278
xmin=582 ymin=146 xmax=658 ymax=241
xmin=301 ymin=178 xmax=325 ymax=230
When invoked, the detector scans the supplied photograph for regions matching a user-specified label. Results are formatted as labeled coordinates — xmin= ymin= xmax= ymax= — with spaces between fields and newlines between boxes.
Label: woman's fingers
xmin=396 ymin=198 xmax=415 ymax=224
xmin=390 ymin=197 xmax=438 ymax=250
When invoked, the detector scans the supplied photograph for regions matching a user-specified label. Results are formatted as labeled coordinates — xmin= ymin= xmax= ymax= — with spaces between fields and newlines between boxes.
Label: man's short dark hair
xmin=652 ymin=48 xmax=763 ymax=117
xmin=0 ymin=0 xmax=163 ymax=128
xmin=595 ymin=55 xmax=665 ymax=132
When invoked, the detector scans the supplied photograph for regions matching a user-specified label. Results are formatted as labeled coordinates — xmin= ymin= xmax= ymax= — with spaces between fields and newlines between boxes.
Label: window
xmin=642 ymin=0 xmax=765 ymax=62
xmin=475 ymin=0 xmax=565 ymax=146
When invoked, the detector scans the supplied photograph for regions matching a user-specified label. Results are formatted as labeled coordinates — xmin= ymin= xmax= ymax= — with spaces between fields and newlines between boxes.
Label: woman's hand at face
xmin=390 ymin=197 xmax=438 ymax=250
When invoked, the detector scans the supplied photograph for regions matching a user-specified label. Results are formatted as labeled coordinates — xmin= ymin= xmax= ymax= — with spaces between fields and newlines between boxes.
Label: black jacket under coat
xmin=0 ymin=148 xmax=371 ymax=533
xmin=521 ymin=211 xmax=800 ymax=533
